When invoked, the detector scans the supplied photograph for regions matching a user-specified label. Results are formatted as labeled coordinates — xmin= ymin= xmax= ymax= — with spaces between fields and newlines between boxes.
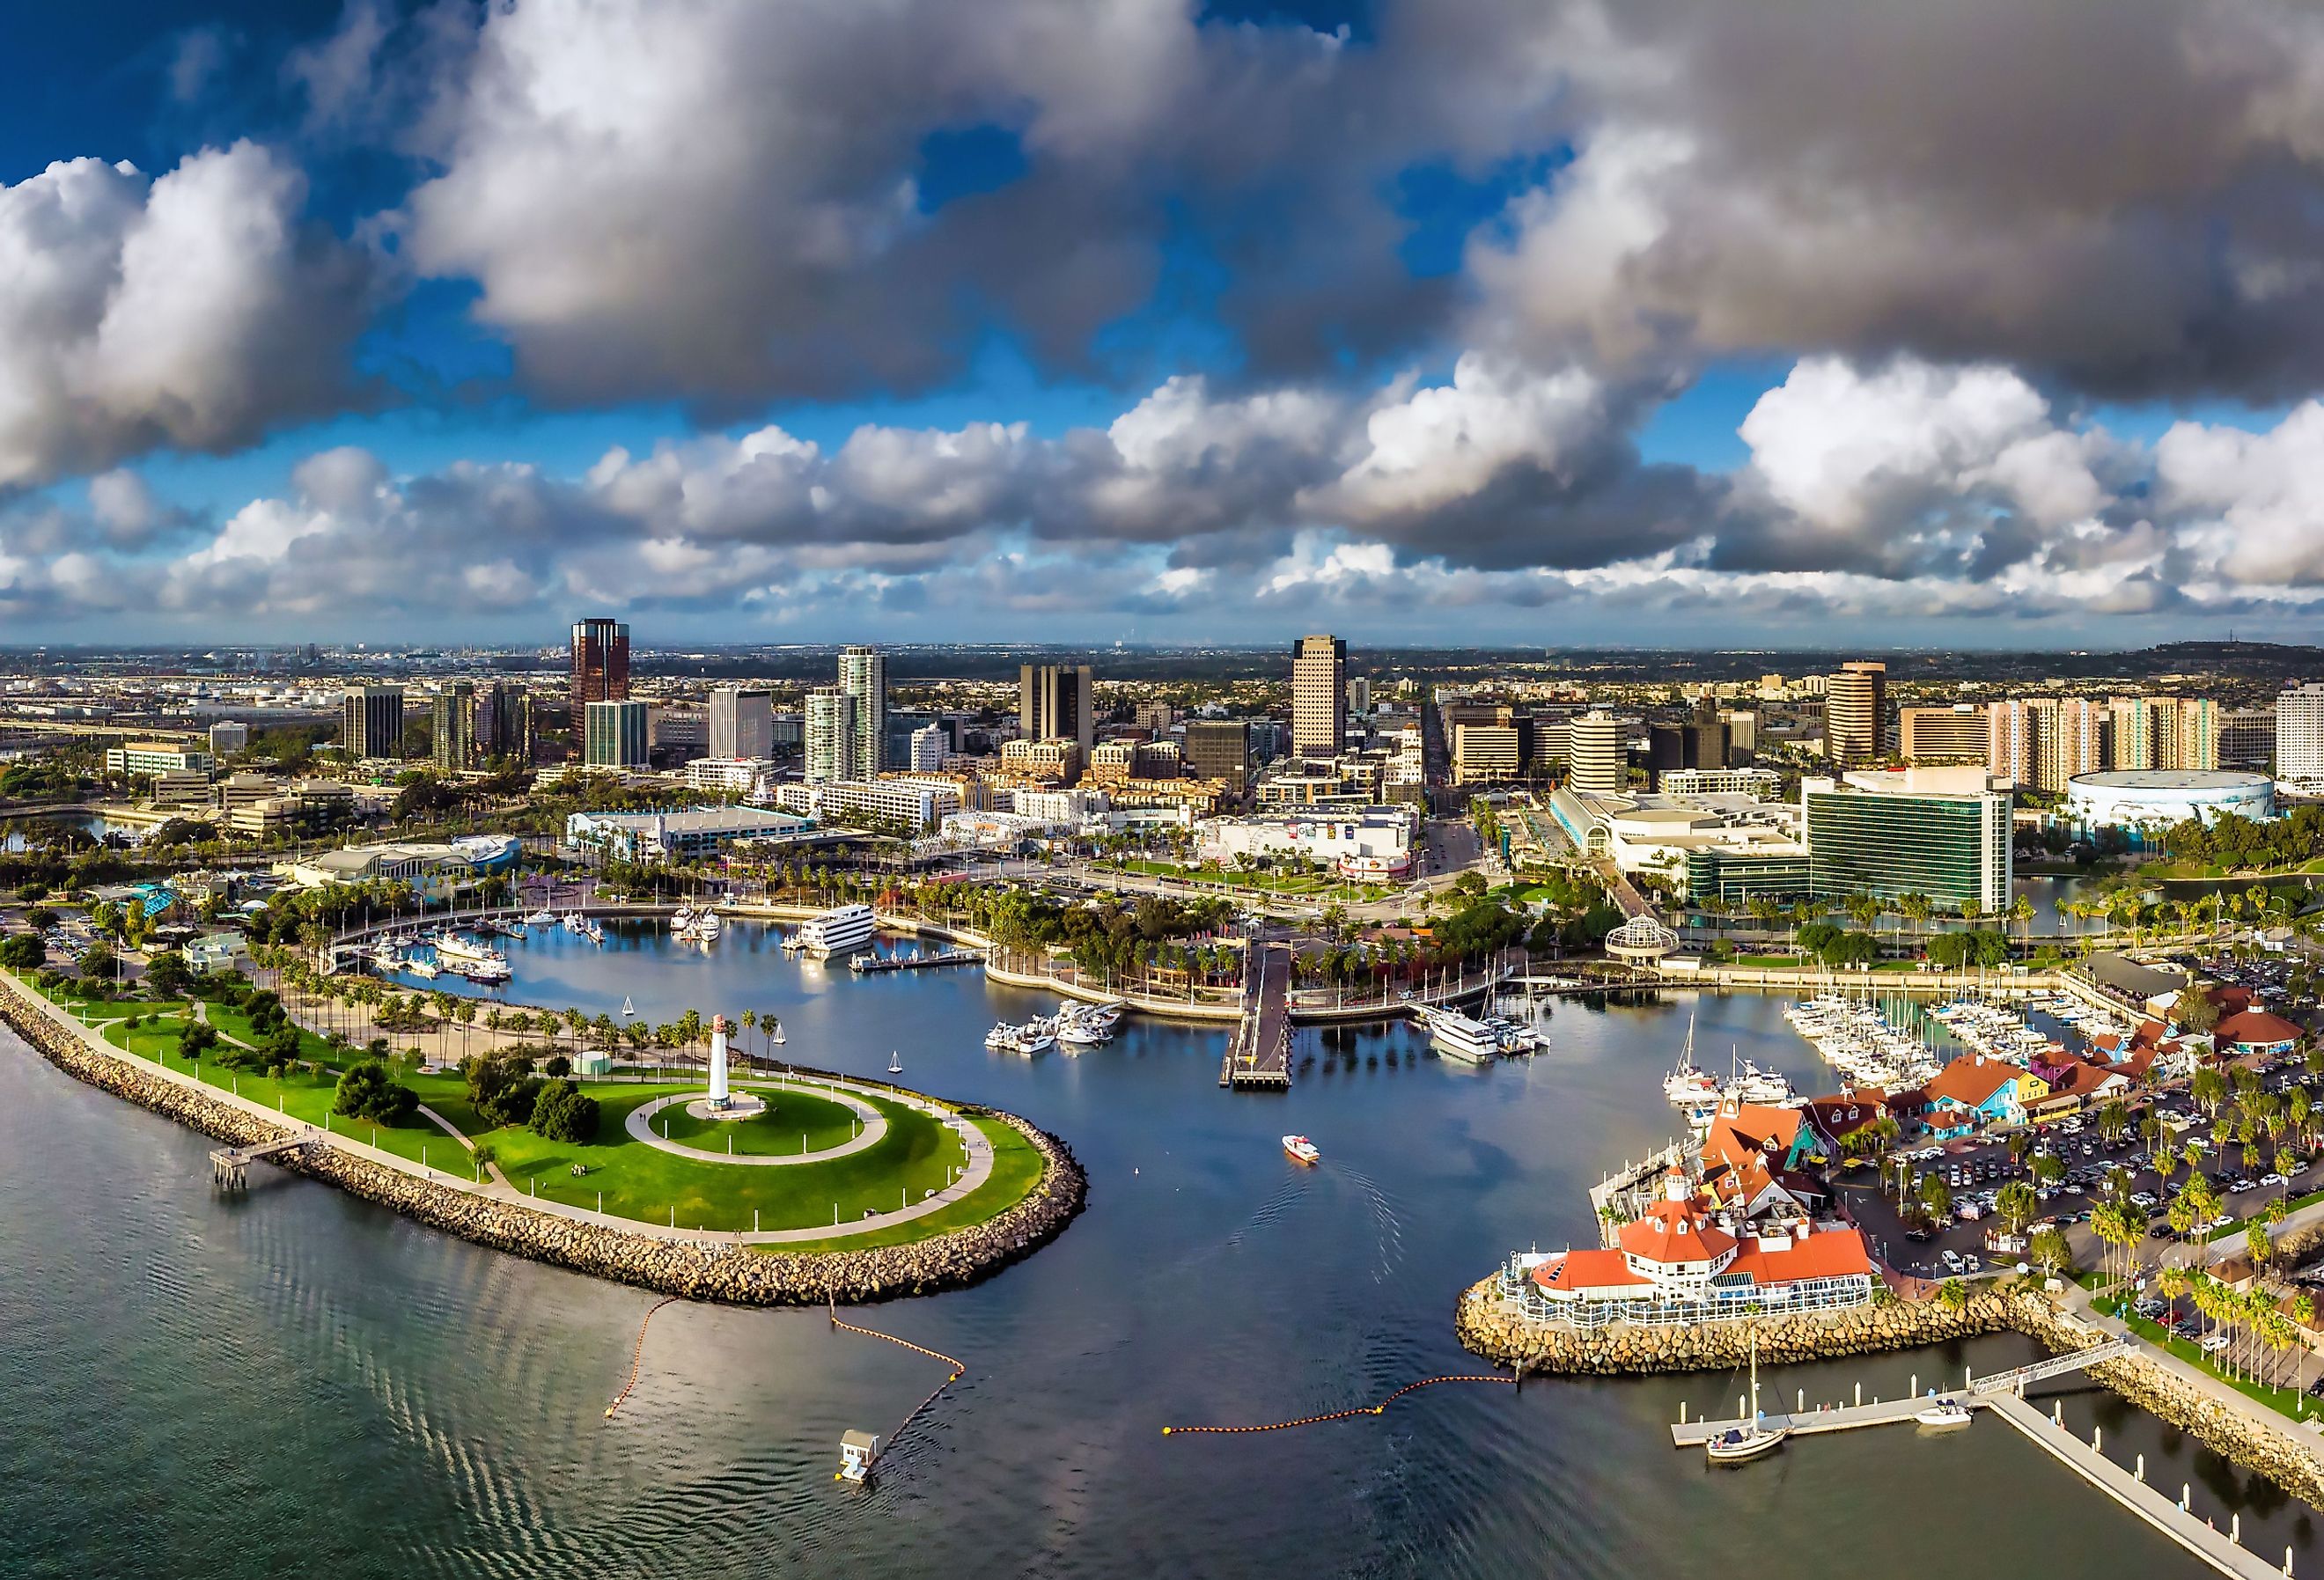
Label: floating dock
xmin=849 ymin=949 xmax=983 ymax=974
xmin=1672 ymin=1339 xmax=2287 ymax=1580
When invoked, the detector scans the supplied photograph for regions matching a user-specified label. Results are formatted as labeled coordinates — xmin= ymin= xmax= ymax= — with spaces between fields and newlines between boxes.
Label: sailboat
xmin=1704 ymin=1331 xmax=1787 ymax=1462
xmin=770 ymin=1019 xmax=787 ymax=1046
xmin=887 ymin=1050 xmax=903 ymax=1075
xmin=621 ymin=996 xmax=636 ymax=1018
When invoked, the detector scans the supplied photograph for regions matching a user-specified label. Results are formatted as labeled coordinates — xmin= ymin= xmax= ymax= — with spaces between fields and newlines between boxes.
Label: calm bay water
xmin=4 ymin=922 xmax=2311 ymax=1577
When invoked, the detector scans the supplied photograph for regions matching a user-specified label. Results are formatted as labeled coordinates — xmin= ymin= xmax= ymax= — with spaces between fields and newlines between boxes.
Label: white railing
xmin=1494 ymin=1257 xmax=1875 ymax=1330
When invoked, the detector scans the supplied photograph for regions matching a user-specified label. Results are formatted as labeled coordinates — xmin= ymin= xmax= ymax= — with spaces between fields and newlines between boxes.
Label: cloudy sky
xmin=8 ymin=0 xmax=2324 ymax=647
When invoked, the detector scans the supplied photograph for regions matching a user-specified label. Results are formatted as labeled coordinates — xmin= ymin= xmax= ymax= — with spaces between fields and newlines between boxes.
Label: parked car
xmin=2202 ymin=1334 xmax=2232 ymax=1354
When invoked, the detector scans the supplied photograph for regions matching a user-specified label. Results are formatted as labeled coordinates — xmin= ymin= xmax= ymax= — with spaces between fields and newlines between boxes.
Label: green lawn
xmin=751 ymin=1119 xmax=1048 ymax=1252
xmin=487 ymin=1085 xmax=974 ymax=1233
xmin=37 ymin=974 xmax=1051 ymax=1246
xmin=1098 ymin=859 xmax=1394 ymax=904
xmin=651 ymin=1086 xmax=860 ymax=1156
xmin=2109 ymin=1304 xmax=2321 ymax=1422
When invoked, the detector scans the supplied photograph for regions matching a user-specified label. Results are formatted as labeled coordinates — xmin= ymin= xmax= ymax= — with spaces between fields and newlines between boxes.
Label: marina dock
xmin=1672 ymin=1338 xmax=2288 ymax=1579
xmin=209 ymin=1131 xmax=316 ymax=1189
xmin=849 ymin=948 xmax=983 ymax=974
xmin=1221 ymin=943 xmax=1293 ymax=1090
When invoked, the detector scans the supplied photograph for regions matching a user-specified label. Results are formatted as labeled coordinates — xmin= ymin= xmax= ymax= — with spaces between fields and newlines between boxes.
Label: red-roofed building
xmin=1520 ymin=1169 xmax=1877 ymax=1324
xmin=2215 ymin=1009 xmax=2302 ymax=1058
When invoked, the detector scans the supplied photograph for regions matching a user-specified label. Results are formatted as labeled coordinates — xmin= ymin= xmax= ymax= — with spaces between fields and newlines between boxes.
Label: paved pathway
xmin=2 ymin=970 xmax=1006 ymax=1247
xmin=622 ymin=1076 xmax=887 ymax=1165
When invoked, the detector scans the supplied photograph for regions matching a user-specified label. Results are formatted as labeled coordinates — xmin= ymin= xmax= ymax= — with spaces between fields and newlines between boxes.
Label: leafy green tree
xmin=333 ymin=1060 xmax=418 ymax=1124
xmin=530 ymin=1078 xmax=600 ymax=1144
xmin=0 ymin=932 xmax=46 ymax=971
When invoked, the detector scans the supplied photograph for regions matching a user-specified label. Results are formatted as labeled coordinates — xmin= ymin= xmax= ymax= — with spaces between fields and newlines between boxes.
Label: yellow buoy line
xmin=1161 ymin=1374 xmax=1516 ymax=1436
xmin=604 ymin=1296 xmax=682 ymax=1419
xmin=828 ymin=1299 xmax=967 ymax=1477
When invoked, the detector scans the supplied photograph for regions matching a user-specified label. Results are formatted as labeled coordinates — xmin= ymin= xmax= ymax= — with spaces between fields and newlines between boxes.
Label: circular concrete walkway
xmin=623 ymin=1075 xmax=886 ymax=1165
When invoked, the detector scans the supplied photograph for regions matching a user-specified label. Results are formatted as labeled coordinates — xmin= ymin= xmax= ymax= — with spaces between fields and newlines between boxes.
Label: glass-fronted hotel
xmin=1801 ymin=772 xmax=2011 ymax=914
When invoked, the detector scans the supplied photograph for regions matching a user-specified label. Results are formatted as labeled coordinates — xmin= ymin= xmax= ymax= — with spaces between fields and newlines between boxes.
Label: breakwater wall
xmin=1456 ymin=1279 xmax=2324 ymax=1505
xmin=0 ymin=977 xmax=1085 ymax=1307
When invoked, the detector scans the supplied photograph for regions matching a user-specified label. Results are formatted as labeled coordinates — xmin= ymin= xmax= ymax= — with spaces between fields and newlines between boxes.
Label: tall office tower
xmin=708 ymin=687 xmax=775 ymax=760
xmin=2278 ymin=685 xmax=2324 ymax=785
xmin=1345 ymin=676 xmax=1372 ymax=717
xmin=570 ymin=618 xmax=630 ymax=757
xmin=838 ymin=645 xmax=886 ymax=775
xmin=342 ymin=685 xmax=405 ymax=759
xmin=1019 ymin=663 xmax=1096 ymax=761
xmin=1721 ymin=709 xmax=1758 ymax=766
xmin=805 ymin=687 xmax=857 ymax=783
xmin=476 ymin=680 xmax=533 ymax=762
xmin=2217 ymin=707 xmax=2276 ymax=773
xmin=1566 ymin=709 xmax=1624 ymax=797
xmin=1291 ymin=635 xmax=1348 ymax=759
xmin=1822 ymin=661 xmax=1886 ymax=767
xmin=1900 ymin=704 xmax=1989 ymax=763
xmin=1183 ymin=719 xmax=1253 ymax=792
xmin=432 ymin=681 xmax=477 ymax=770
xmin=584 ymin=700 xmax=651 ymax=768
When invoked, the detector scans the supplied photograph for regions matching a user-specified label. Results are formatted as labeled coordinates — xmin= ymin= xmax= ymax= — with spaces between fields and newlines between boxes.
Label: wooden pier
xmin=209 ymin=1132 xmax=316 ymax=1190
xmin=1220 ymin=943 xmax=1293 ymax=1090
xmin=1671 ymin=1337 xmax=2287 ymax=1580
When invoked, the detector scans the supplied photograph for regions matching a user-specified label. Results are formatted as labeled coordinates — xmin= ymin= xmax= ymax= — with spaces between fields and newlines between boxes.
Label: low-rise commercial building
xmin=565 ymin=805 xmax=815 ymax=861
xmin=1196 ymin=805 xmax=1417 ymax=879
xmin=106 ymin=743 xmax=213 ymax=777
xmin=682 ymin=756 xmax=783 ymax=797
xmin=771 ymin=777 xmax=962 ymax=832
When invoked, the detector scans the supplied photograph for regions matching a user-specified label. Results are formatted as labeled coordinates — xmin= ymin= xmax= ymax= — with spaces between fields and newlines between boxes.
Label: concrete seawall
xmin=1456 ymin=1279 xmax=2324 ymax=1507
xmin=0 ymin=977 xmax=1085 ymax=1307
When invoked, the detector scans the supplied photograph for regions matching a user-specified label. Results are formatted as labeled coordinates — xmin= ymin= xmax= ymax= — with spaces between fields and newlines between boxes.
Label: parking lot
xmin=1842 ymin=1058 xmax=2324 ymax=1282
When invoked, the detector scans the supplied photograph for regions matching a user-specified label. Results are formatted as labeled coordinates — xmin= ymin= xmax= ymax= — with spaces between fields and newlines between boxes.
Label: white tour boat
xmin=1418 ymin=1006 xmax=1503 ymax=1064
xmin=794 ymin=902 xmax=876 ymax=958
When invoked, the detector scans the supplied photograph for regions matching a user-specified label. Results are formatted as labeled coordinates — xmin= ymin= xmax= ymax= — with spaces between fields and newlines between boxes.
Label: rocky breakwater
xmin=1454 ymin=1278 xmax=2011 ymax=1375
xmin=0 ymin=979 xmax=1087 ymax=1307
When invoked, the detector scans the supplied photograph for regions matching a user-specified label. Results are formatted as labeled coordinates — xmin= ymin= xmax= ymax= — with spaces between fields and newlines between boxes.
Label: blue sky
xmin=3 ymin=0 xmax=2323 ymax=647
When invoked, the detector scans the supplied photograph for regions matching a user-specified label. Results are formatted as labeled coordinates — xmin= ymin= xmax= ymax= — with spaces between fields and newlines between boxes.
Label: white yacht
xmin=1417 ymin=1006 xmax=1502 ymax=1064
xmin=434 ymin=933 xmax=506 ymax=970
xmin=794 ymin=902 xmax=876 ymax=958
xmin=524 ymin=908 xmax=556 ymax=926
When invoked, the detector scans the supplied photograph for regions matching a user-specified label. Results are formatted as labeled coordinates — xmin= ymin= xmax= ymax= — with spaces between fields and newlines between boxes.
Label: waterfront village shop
xmin=1507 ymin=1170 xmax=1877 ymax=1329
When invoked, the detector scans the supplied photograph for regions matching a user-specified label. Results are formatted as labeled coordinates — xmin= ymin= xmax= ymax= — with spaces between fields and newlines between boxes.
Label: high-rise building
xmin=1721 ymin=709 xmax=1758 ymax=766
xmin=2278 ymin=685 xmax=2324 ymax=786
xmin=708 ymin=687 xmax=775 ymax=761
xmin=1452 ymin=722 xmax=1523 ymax=784
xmin=805 ymin=687 xmax=857 ymax=783
xmin=584 ymin=700 xmax=651 ymax=768
xmin=2107 ymin=696 xmax=2156 ymax=771
xmin=1019 ymin=664 xmax=1095 ymax=761
xmin=2151 ymin=696 xmax=2218 ymax=771
xmin=2217 ymin=708 xmax=2276 ymax=773
xmin=475 ymin=681 xmax=533 ymax=762
xmin=570 ymin=618 xmax=630 ymax=757
xmin=207 ymin=720 xmax=249 ymax=758
xmin=839 ymin=645 xmax=886 ymax=776
xmin=342 ymin=685 xmax=404 ymax=759
xmin=1899 ymin=704 xmax=1989 ymax=763
xmin=1345 ymin=676 xmax=1372 ymax=717
xmin=1133 ymin=701 xmax=1175 ymax=734
xmin=1823 ymin=661 xmax=1886 ymax=768
xmin=432 ymin=681 xmax=477 ymax=770
xmin=1184 ymin=719 xmax=1253 ymax=792
xmin=908 ymin=722 xmax=948 ymax=771
xmin=1291 ymin=635 xmax=1348 ymax=759
xmin=1803 ymin=769 xmax=2011 ymax=914
xmin=1566 ymin=710 xmax=1624 ymax=797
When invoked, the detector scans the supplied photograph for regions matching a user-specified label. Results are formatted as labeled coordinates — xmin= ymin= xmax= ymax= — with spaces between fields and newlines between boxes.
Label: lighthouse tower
xmin=709 ymin=1014 xmax=732 ymax=1108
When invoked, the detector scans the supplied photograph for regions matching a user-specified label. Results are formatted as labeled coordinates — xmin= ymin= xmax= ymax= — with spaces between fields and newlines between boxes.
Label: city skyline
xmin=6 ymin=4 xmax=2324 ymax=645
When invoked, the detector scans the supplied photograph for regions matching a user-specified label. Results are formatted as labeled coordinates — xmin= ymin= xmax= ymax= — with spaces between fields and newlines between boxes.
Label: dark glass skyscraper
xmin=570 ymin=618 xmax=630 ymax=758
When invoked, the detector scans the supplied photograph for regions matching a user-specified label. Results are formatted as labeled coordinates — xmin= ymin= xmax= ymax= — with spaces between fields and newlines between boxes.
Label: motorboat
xmin=1282 ymin=1135 xmax=1320 ymax=1165
xmin=407 ymin=958 xmax=441 ymax=979
xmin=986 ymin=1024 xmax=1017 ymax=1049
xmin=1420 ymin=1007 xmax=1503 ymax=1064
xmin=433 ymin=933 xmax=507 ymax=970
xmin=671 ymin=905 xmax=695 ymax=930
xmin=1914 ymin=1398 xmax=1974 ymax=1429
xmin=524 ymin=909 xmax=556 ymax=926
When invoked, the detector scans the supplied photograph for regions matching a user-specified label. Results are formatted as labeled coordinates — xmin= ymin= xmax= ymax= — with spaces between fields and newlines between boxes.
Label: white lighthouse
xmin=708 ymin=1013 xmax=732 ymax=1107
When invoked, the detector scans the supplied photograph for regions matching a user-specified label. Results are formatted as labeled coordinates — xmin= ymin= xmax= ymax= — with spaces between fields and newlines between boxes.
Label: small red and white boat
xmin=1282 ymin=1135 xmax=1320 ymax=1165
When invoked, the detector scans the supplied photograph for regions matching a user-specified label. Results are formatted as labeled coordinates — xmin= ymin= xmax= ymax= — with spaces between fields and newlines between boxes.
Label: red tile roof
xmin=1616 ymin=1194 xmax=1738 ymax=1266
xmin=1924 ymin=1054 xmax=2019 ymax=1109
xmin=1725 ymin=1226 xmax=1875 ymax=1283
xmin=1531 ymin=1248 xmax=1651 ymax=1292
xmin=2216 ymin=1009 xmax=2302 ymax=1047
